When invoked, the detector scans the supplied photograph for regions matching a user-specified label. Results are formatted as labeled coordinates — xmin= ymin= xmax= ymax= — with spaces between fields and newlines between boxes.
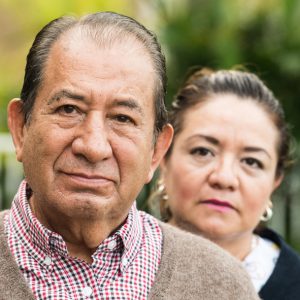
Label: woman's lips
xmin=200 ymin=199 xmax=236 ymax=212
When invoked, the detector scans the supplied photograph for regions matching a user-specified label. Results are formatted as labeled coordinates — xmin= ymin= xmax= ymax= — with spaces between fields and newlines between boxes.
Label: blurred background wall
xmin=1 ymin=0 xmax=300 ymax=251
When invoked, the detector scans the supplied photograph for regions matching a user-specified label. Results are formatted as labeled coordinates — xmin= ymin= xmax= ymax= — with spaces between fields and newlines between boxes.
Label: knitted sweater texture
xmin=0 ymin=211 xmax=259 ymax=300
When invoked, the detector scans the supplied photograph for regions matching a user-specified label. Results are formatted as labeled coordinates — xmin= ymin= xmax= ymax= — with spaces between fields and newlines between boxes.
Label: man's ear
xmin=159 ymin=156 xmax=167 ymax=178
xmin=7 ymin=98 xmax=26 ymax=162
xmin=146 ymin=124 xmax=173 ymax=183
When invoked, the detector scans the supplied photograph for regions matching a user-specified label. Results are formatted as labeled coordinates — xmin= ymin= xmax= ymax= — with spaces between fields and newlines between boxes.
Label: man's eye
xmin=57 ymin=105 xmax=78 ymax=114
xmin=115 ymin=114 xmax=135 ymax=124
xmin=62 ymin=105 xmax=76 ymax=114
xmin=243 ymin=157 xmax=263 ymax=169
xmin=190 ymin=147 xmax=213 ymax=157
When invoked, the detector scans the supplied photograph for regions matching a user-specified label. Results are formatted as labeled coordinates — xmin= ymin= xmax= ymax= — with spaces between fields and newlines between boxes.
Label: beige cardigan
xmin=0 ymin=211 xmax=259 ymax=300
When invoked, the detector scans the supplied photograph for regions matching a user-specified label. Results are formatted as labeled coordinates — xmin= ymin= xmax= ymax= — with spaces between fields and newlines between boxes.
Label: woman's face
xmin=161 ymin=94 xmax=282 ymax=241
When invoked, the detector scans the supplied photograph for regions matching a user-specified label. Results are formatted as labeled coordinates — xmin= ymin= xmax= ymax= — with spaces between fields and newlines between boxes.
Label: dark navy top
xmin=258 ymin=228 xmax=300 ymax=300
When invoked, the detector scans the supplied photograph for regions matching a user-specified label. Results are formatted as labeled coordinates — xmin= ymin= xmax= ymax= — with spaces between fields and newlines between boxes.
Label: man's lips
xmin=61 ymin=171 xmax=116 ymax=184
xmin=200 ymin=199 xmax=236 ymax=210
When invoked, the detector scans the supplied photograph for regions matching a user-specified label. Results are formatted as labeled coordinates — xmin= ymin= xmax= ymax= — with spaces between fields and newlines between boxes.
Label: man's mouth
xmin=60 ymin=171 xmax=116 ymax=188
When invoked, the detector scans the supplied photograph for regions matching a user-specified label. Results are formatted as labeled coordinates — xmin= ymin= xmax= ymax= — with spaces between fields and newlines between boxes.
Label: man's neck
xmin=55 ymin=220 xmax=117 ymax=264
xmin=29 ymin=198 xmax=127 ymax=264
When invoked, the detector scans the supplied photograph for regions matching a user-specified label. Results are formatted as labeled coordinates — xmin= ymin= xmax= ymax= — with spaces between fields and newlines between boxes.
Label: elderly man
xmin=0 ymin=12 xmax=259 ymax=300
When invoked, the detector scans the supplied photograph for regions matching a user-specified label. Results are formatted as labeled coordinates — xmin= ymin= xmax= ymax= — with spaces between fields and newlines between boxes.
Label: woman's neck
xmin=210 ymin=233 xmax=256 ymax=261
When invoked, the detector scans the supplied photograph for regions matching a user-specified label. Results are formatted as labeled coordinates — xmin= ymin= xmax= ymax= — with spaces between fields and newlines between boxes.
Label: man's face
xmin=10 ymin=31 xmax=169 ymax=227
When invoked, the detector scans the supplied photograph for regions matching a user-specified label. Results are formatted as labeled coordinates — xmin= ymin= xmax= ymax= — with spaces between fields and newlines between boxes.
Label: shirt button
xmin=107 ymin=240 xmax=117 ymax=250
xmin=43 ymin=256 xmax=52 ymax=266
xmin=82 ymin=286 xmax=93 ymax=297
xmin=122 ymin=257 xmax=128 ymax=266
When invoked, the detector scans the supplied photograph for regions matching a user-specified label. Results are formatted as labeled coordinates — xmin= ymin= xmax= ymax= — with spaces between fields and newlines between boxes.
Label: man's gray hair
xmin=20 ymin=12 xmax=168 ymax=137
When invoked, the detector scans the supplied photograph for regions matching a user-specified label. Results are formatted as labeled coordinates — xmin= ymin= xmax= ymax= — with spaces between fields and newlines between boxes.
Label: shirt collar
xmin=11 ymin=180 xmax=143 ymax=272
xmin=10 ymin=180 xmax=55 ymax=263
xmin=115 ymin=202 xmax=143 ymax=273
xmin=91 ymin=202 xmax=143 ymax=273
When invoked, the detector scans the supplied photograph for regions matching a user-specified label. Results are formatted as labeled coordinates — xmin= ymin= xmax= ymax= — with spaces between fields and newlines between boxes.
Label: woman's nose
xmin=208 ymin=157 xmax=239 ymax=190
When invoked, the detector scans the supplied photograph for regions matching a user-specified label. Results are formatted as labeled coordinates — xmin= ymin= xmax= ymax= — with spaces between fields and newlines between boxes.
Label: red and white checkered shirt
xmin=4 ymin=180 xmax=162 ymax=299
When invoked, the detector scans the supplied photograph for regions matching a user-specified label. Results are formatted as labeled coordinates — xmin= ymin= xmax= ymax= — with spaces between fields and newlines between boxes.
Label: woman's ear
xmin=7 ymin=98 xmax=26 ymax=162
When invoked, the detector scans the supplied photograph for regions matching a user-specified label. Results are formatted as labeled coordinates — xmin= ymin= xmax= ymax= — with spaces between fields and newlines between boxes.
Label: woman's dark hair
xmin=165 ymin=67 xmax=293 ymax=178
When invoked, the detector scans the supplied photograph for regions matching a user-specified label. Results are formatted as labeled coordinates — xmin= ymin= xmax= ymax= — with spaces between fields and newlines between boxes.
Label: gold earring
xmin=260 ymin=201 xmax=273 ymax=222
xmin=157 ymin=179 xmax=168 ymax=201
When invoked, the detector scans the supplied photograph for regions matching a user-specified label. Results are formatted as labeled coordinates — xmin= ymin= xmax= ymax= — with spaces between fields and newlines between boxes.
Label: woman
xmin=151 ymin=68 xmax=300 ymax=299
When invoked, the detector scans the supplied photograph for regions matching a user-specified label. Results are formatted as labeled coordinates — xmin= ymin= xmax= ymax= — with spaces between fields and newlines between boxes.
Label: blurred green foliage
xmin=152 ymin=0 xmax=300 ymax=143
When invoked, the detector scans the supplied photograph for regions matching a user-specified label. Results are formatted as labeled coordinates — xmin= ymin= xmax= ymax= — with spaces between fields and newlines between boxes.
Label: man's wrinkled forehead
xmin=58 ymin=25 xmax=150 ymax=57
xmin=41 ymin=25 xmax=156 ymax=103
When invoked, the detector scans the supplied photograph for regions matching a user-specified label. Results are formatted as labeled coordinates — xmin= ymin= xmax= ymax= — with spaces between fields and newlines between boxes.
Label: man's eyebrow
xmin=47 ymin=92 xmax=145 ymax=116
xmin=112 ymin=99 xmax=144 ymax=116
xmin=47 ymin=90 xmax=84 ymax=105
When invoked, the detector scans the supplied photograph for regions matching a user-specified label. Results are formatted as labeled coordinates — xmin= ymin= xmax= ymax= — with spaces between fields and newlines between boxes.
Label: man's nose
xmin=71 ymin=113 xmax=113 ymax=163
xmin=208 ymin=157 xmax=239 ymax=190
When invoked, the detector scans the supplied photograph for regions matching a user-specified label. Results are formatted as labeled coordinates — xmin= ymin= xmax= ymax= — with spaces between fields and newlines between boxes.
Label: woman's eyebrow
xmin=188 ymin=134 xmax=219 ymax=145
xmin=244 ymin=146 xmax=271 ymax=159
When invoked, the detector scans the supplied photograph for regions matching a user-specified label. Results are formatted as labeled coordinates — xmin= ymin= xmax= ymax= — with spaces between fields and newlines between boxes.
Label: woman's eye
xmin=190 ymin=147 xmax=213 ymax=157
xmin=243 ymin=157 xmax=263 ymax=169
